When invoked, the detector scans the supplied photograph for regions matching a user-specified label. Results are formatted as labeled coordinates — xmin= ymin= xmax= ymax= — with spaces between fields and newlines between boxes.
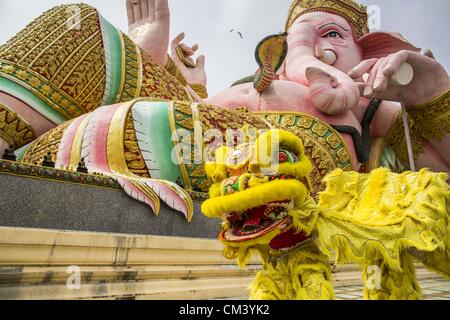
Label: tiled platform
xmin=222 ymin=278 xmax=450 ymax=300
xmin=335 ymin=278 xmax=450 ymax=300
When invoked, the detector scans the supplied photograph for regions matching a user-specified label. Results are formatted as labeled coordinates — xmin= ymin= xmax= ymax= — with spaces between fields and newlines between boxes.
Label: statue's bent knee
xmin=0 ymin=4 xmax=188 ymax=154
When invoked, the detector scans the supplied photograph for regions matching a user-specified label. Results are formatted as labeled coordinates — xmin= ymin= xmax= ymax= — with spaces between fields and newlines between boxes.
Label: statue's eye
xmin=325 ymin=31 xmax=342 ymax=38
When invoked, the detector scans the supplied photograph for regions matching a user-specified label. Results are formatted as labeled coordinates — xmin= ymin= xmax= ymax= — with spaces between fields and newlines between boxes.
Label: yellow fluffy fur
xmin=316 ymin=168 xmax=450 ymax=278
xmin=249 ymin=242 xmax=334 ymax=300
xmin=202 ymin=179 xmax=308 ymax=218
xmin=201 ymin=129 xmax=450 ymax=300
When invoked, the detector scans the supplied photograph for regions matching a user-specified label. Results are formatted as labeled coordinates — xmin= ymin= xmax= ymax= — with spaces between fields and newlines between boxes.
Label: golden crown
xmin=285 ymin=0 xmax=369 ymax=38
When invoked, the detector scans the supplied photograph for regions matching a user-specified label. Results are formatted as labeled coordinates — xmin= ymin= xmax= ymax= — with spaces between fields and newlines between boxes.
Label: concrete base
xmin=0 ymin=226 xmax=259 ymax=300
xmin=0 ymin=172 xmax=219 ymax=238
xmin=0 ymin=226 xmax=440 ymax=300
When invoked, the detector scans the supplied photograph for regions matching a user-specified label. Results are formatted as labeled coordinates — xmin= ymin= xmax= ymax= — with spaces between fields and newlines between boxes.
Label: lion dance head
xmin=202 ymin=129 xmax=320 ymax=267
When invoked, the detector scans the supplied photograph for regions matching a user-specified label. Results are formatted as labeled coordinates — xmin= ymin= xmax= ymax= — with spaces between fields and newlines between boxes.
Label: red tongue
xmin=242 ymin=206 xmax=267 ymax=228
xmin=269 ymin=230 xmax=309 ymax=250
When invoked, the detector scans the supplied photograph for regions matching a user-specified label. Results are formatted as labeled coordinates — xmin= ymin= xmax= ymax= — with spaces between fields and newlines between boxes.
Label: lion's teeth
xmin=268 ymin=212 xmax=277 ymax=220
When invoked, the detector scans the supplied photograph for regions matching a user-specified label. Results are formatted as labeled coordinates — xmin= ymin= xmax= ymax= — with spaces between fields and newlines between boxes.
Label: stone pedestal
xmin=0 ymin=160 xmax=219 ymax=238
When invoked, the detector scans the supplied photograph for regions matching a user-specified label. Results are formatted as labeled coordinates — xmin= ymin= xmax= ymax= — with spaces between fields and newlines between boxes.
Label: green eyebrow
xmin=318 ymin=22 xmax=349 ymax=32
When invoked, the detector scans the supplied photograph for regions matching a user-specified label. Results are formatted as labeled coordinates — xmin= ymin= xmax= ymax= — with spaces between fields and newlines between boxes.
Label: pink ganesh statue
xmin=1 ymin=0 xmax=448 ymax=180
xmin=208 ymin=0 xmax=450 ymax=175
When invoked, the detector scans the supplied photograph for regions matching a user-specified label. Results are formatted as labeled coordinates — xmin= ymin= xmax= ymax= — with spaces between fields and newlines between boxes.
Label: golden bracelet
xmin=163 ymin=55 xmax=177 ymax=75
xmin=190 ymin=83 xmax=208 ymax=99
xmin=0 ymin=102 xmax=36 ymax=149
xmin=163 ymin=55 xmax=188 ymax=86
xmin=385 ymin=111 xmax=426 ymax=165
xmin=407 ymin=89 xmax=450 ymax=141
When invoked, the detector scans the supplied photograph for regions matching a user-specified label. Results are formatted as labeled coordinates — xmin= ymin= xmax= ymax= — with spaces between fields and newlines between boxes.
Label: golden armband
xmin=0 ymin=102 xmax=36 ymax=149
xmin=164 ymin=56 xmax=188 ymax=86
xmin=407 ymin=89 xmax=450 ymax=141
xmin=190 ymin=83 xmax=208 ymax=99
xmin=385 ymin=111 xmax=426 ymax=165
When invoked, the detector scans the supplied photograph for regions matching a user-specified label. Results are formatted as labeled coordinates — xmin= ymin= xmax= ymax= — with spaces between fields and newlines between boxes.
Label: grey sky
xmin=0 ymin=0 xmax=448 ymax=95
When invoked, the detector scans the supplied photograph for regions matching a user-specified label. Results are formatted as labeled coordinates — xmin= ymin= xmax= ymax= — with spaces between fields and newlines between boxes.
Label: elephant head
xmin=245 ymin=0 xmax=420 ymax=115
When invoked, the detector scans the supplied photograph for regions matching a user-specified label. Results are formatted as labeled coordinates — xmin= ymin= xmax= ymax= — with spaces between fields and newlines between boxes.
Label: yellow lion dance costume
xmin=201 ymin=129 xmax=450 ymax=300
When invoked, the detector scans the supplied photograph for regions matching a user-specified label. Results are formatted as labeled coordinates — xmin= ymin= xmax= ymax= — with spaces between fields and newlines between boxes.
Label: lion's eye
xmin=279 ymin=151 xmax=288 ymax=163
xmin=278 ymin=149 xmax=298 ymax=163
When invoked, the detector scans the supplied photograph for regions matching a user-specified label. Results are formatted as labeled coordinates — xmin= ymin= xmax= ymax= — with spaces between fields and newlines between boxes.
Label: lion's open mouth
xmin=214 ymin=174 xmax=310 ymax=244
xmin=220 ymin=198 xmax=294 ymax=242
xmin=204 ymin=171 xmax=311 ymax=248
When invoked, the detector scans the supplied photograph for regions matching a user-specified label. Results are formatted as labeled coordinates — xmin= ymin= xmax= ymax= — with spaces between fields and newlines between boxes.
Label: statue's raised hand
xmin=349 ymin=50 xmax=450 ymax=106
xmin=171 ymin=33 xmax=207 ymax=86
xmin=127 ymin=0 xmax=170 ymax=66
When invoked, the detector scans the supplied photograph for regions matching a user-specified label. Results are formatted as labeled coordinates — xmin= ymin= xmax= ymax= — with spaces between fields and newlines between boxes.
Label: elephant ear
xmin=253 ymin=33 xmax=288 ymax=92
xmin=357 ymin=32 xmax=421 ymax=60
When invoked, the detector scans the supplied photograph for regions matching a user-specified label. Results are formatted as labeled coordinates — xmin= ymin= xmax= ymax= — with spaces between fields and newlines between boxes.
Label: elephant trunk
xmin=284 ymin=22 xmax=360 ymax=115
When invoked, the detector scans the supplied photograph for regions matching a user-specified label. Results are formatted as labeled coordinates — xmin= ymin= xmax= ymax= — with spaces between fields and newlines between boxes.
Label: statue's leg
xmin=363 ymin=253 xmax=421 ymax=300
xmin=250 ymin=243 xmax=334 ymax=300
xmin=18 ymin=99 xmax=270 ymax=187
xmin=0 ymin=4 xmax=189 ymax=156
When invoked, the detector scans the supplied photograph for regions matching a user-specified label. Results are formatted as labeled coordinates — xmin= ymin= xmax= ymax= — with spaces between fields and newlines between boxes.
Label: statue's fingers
xmin=126 ymin=0 xmax=135 ymax=25
xmin=355 ymin=82 xmax=367 ymax=96
xmin=140 ymin=0 xmax=149 ymax=19
xmin=131 ymin=0 xmax=142 ymax=21
xmin=147 ymin=0 xmax=156 ymax=22
xmin=364 ymin=59 xmax=382 ymax=98
xmin=383 ymin=51 xmax=409 ymax=78
xmin=373 ymin=59 xmax=390 ymax=93
xmin=155 ymin=0 xmax=170 ymax=21
xmin=196 ymin=55 xmax=206 ymax=69
xmin=171 ymin=33 xmax=185 ymax=51
xmin=178 ymin=43 xmax=197 ymax=56
xmin=423 ymin=49 xmax=436 ymax=60
xmin=348 ymin=58 xmax=378 ymax=79
xmin=185 ymin=44 xmax=199 ymax=56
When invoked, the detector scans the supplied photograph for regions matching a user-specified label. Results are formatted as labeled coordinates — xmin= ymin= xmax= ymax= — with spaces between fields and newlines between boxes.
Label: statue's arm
xmin=349 ymin=49 xmax=450 ymax=107
xmin=406 ymin=89 xmax=450 ymax=172
xmin=350 ymin=49 xmax=450 ymax=172
xmin=384 ymin=103 xmax=450 ymax=173
xmin=127 ymin=0 xmax=207 ymax=101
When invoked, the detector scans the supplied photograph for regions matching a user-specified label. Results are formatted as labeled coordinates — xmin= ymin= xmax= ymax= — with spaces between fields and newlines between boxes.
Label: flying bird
xmin=229 ymin=29 xmax=243 ymax=39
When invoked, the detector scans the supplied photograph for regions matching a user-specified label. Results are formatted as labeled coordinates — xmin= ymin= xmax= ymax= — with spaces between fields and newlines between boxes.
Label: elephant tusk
xmin=315 ymin=45 xmax=337 ymax=66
